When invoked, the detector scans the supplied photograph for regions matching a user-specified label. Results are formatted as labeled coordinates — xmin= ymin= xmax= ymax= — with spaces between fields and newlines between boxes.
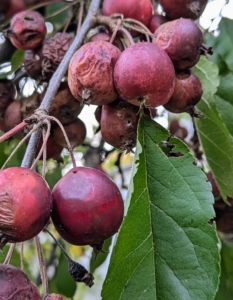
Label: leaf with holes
xmin=102 ymin=115 xmax=220 ymax=300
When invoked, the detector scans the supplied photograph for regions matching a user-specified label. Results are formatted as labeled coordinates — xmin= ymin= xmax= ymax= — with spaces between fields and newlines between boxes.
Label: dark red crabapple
xmin=88 ymin=32 xmax=124 ymax=51
xmin=113 ymin=42 xmax=175 ymax=107
xmin=94 ymin=106 xmax=102 ymax=123
xmin=0 ymin=264 xmax=41 ymax=299
xmin=101 ymin=99 xmax=139 ymax=152
xmin=153 ymin=18 xmax=203 ymax=71
xmin=36 ymin=135 xmax=63 ymax=161
xmin=51 ymin=167 xmax=124 ymax=249
xmin=159 ymin=0 xmax=208 ymax=20
xmin=164 ymin=70 xmax=203 ymax=115
xmin=7 ymin=10 xmax=46 ymax=50
xmin=102 ymin=0 xmax=153 ymax=27
xmin=0 ymin=167 xmax=52 ymax=249
xmin=68 ymin=41 xmax=121 ymax=106
xmin=52 ymin=118 xmax=87 ymax=149
xmin=149 ymin=14 xmax=168 ymax=33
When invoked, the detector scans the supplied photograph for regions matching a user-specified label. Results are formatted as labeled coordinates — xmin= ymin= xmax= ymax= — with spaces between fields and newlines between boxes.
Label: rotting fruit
xmin=52 ymin=118 xmax=87 ymax=149
xmin=0 ymin=167 xmax=52 ymax=249
xmin=164 ymin=70 xmax=203 ymax=115
xmin=159 ymin=0 xmax=208 ymax=20
xmin=113 ymin=42 xmax=175 ymax=107
xmin=6 ymin=10 xmax=46 ymax=50
xmin=152 ymin=18 xmax=203 ymax=71
xmin=68 ymin=41 xmax=121 ymax=106
xmin=51 ymin=167 xmax=124 ymax=252
xmin=0 ymin=264 xmax=41 ymax=299
xmin=100 ymin=98 xmax=139 ymax=152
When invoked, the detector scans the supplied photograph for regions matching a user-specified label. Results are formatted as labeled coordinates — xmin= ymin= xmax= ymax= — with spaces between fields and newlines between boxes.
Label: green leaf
xmin=215 ymin=242 xmax=233 ymax=299
xmin=193 ymin=56 xmax=233 ymax=201
xmin=53 ymin=250 xmax=76 ymax=298
xmin=102 ymin=116 xmax=220 ymax=300
xmin=207 ymin=18 xmax=233 ymax=72
xmin=11 ymin=49 xmax=24 ymax=72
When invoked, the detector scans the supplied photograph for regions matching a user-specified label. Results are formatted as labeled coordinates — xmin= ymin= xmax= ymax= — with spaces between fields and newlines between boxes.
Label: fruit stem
xmin=77 ymin=1 xmax=85 ymax=33
xmin=118 ymin=27 xmax=135 ymax=46
xmin=0 ymin=121 xmax=28 ymax=143
xmin=21 ymin=0 xmax=101 ymax=169
xmin=44 ymin=227 xmax=94 ymax=287
xmin=35 ymin=236 xmax=49 ymax=295
xmin=47 ymin=116 xmax=77 ymax=168
xmin=20 ymin=242 xmax=24 ymax=271
xmin=3 ymin=244 xmax=16 ymax=264
xmin=30 ymin=121 xmax=51 ymax=171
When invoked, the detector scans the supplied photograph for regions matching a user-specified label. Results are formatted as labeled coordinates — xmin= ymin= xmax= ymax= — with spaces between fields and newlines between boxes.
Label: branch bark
xmin=21 ymin=0 xmax=101 ymax=168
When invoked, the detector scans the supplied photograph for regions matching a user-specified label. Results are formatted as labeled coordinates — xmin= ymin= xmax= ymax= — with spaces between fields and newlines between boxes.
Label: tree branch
xmin=21 ymin=0 xmax=101 ymax=168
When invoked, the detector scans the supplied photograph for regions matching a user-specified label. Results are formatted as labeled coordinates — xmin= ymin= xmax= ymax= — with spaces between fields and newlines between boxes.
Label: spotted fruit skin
xmin=159 ymin=0 xmax=208 ymax=20
xmin=51 ymin=167 xmax=124 ymax=246
xmin=113 ymin=42 xmax=175 ymax=107
xmin=0 ymin=167 xmax=52 ymax=246
xmin=68 ymin=41 xmax=121 ymax=106
xmin=102 ymin=0 xmax=153 ymax=26
xmin=8 ymin=10 xmax=46 ymax=50
xmin=153 ymin=18 xmax=203 ymax=71
xmin=0 ymin=264 xmax=41 ymax=299
xmin=101 ymin=99 xmax=139 ymax=152
xmin=164 ymin=70 xmax=203 ymax=114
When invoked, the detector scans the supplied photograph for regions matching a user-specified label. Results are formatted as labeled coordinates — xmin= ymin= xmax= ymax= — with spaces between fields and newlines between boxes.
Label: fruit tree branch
xmin=21 ymin=0 xmax=101 ymax=168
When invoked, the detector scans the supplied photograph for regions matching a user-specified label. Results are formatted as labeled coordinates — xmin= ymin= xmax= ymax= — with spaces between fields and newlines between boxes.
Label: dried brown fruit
xmin=68 ymin=41 xmax=121 ymax=105
xmin=0 ymin=80 xmax=16 ymax=117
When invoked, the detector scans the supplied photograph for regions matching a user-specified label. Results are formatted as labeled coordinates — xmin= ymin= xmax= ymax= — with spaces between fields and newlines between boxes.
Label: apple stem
xmin=0 ymin=121 xmax=28 ymax=143
xmin=109 ymin=18 xmax=122 ymax=44
xmin=47 ymin=116 xmax=77 ymax=168
xmin=3 ymin=244 xmax=16 ymax=264
xmin=77 ymin=1 xmax=85 ymax=34
xmin=118 ymin=27 xmax=135 ymax=46
xmin=35 ymin=236 xmax=49 ymax=295
xmin=20 ymin=242 xmax=24 ymax=271
xmin=30 ymin=121 xmax=51 ymax=171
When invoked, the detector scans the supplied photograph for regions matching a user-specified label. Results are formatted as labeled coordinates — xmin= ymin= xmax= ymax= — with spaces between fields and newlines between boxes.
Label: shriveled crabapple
xmin=100 ymin=99 xmax=139 ymax=152
xmin=159 ymin=0 xmax=208 ymax=20
xmin=52 ymin=118 xmax=87 ymax=149
xmin=0 ymin=79 xmax=16 ymax=117
xmin=68 ymin=41 xmax=121 ymax=106
xmin=152 ymin=18 xmax=203 ymax=71
xmin=113 ymin=42 xmax=175 ymax=108
xmin=51 ymin=167 xmax=124 ymax=251
xmin=7 ymin=10 xmax=46 ymax=50
xmin=0 ymin=167 xmax=52 ymax=249
xmin=102 ymin=0 xmax=153 ymax=27
xmin=40 ymin=82 xmax=83 ymax=125
xmin=0 ymin=264 xmax=41 ymax=299
xmin=164 ymin=70 xmax=203 ymax=115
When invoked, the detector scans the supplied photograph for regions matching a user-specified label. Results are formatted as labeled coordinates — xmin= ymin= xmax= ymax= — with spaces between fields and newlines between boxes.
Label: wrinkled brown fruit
xmin=0 ymin=80 xmax=16 ymax=117
xmin=164 ymin=70 xmax=203 ymax=115
xmin=0 ymin=264 xmax=41 ymax=299
xmin=40 ymin=82 xmax=83 ymax=125
xmin=68 ymin=41 xmax=121 ymax=105
xmin=4 ymin=100 xmax=23 ymax=139
xmin=52 ymin=118 xmax=87 ymax=149
xmin=101 ymin=99 xmax=139 ymax=152
xmin=153 ymin=18 xmax=203 ymax=71
xmin=159 ymin=0 xmax=208 ymax=20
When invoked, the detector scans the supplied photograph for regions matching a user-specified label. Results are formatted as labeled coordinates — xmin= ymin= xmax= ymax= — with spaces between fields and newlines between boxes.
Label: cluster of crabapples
xmin=0 ymin=0 xmax=210 ymax=297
